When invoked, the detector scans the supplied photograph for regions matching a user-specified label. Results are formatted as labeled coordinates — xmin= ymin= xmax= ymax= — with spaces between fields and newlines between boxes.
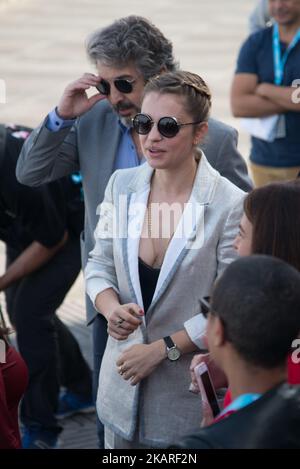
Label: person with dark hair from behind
xmin=173 ymin=255 xmax=300 ymax=449
xmin=0 ymin=323 xmax=28 ymax=449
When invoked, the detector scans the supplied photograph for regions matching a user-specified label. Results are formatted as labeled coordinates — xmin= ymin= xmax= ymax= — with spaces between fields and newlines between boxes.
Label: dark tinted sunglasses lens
xmin=158 ymin=117 xmax=179 ymax=138
xmin=96 ymin=80 xmax=110 ymax=95
xmin=133 ymin=115 xmax=152 ymax=134
xmin=115 ymin=79 xmax=133 ymax=94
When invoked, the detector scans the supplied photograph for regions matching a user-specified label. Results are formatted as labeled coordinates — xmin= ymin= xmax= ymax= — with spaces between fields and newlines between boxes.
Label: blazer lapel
xmin=148 ymin=152 xmax=219 ymax=314
xmin=126 ymin=189 xmax=148 ymax=310
xmin=121 ymin=153 xmax=219 ymax=318
xmin=122 ymin=164 xmax=153 ymax=313
xmin=151 ymin=194 xmax=205 ymax=303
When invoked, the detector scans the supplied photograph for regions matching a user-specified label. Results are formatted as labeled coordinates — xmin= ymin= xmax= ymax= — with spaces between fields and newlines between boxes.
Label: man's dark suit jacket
xmin=172 ymin=383 xmax=300 ymax=449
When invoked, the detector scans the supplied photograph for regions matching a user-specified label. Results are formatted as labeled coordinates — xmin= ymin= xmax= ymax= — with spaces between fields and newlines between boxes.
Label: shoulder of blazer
xmin=78 ymin=99 xmax=118 ymax=132
xmin=207 ymin=117 xmax=236 ymax=139
xmin=110 ymin=163 xmax=153 ymax=196
xmin=192 ymin=152 xmax=244 ymax=206
xmin=201 ymin=118 xmax=237 ymax=165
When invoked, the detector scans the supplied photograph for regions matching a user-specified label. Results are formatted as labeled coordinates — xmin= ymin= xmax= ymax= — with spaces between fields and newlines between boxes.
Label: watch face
xmin=167 ymin=347 xmax=181 ymax=361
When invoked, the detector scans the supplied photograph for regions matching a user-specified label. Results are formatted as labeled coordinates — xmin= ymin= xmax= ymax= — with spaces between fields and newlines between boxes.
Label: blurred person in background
xmin=231 ymin=0 xmax=300 ymax=187
xmin=0 ymin=125 xmax=93 ymax=449
xmin=0 ymin=321 xmax=28 ymax=449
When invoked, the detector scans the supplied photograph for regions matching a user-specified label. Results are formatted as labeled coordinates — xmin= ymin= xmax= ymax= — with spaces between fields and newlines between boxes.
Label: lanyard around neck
xmin=218 ymin=393 xmax=261 ymax=420
xmin=273 ymin=23 xmax=300 ymax=85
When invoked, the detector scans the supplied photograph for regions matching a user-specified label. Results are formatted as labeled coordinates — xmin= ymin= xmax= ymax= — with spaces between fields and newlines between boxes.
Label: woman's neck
xmin=151 ymin=158 xmax=198 ymax=198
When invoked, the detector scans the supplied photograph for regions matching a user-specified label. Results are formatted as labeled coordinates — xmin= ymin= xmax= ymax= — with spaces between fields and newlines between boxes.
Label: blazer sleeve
xmin=85 ymin=171 xmax=120 ymax=307
xmin=16 ymin=117 xmax=80 ymax=186
xmin=216 ymin=197 xmax=244 ymax=275
xmin=214 ymin=126 xmax=252 ymax=193
xmin=184 ymin=195 xmax=244 ymax=348
xmin=183 ymin=313 xmax=208 ymax=350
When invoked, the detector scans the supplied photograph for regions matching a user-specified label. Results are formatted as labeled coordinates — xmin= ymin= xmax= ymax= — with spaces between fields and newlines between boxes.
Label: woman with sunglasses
xmin=232 ymin=180 xmax=300 ymax=386
xmin=85 ymin=70 xmax=245 ymax=449
xmin=191 ymin=179 xmax=300 ymax=424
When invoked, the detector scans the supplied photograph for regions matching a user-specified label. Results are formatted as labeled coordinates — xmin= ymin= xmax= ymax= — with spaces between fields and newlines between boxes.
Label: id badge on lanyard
xmin=216 ymin=393 xmax=261 ymax=421
xmin=273 ymin=23 xmax=300 ymax=138
xmin=273 ymin=23 xmax=300 ymax=86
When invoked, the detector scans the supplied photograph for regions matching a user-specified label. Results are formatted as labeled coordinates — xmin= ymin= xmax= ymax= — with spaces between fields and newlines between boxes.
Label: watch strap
xmin=163 ymin=336 xmax=175 ymax=349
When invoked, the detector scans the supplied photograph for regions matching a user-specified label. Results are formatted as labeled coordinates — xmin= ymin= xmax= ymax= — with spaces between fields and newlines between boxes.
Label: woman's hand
xmin=107 ymin=303 xmax=144 ymax=341
xmin=116 ymin=340 xmax=166 ymax=386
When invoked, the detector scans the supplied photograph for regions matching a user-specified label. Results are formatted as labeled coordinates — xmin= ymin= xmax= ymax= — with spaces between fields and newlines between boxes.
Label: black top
xmin=138 ymin=257 xmax=160 ymax=312
xmin=0 ymin=132 xmax=83 ymax=251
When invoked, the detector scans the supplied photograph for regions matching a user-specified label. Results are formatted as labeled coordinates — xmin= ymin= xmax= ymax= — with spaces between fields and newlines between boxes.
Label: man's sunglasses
xmin=200 ymin=296 xmax=211 ymax=319
xmin=132 ymin=113 xmax=202 ymax=139
xmin=96 ymin=78 xmax=135 ymax=96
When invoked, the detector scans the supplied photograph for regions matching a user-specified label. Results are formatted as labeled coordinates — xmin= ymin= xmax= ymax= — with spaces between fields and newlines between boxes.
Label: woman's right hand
xmin=107 ymin=303 xmax=144 ymax=341
xmin=57 ymin=73 xmax=105 ymax=119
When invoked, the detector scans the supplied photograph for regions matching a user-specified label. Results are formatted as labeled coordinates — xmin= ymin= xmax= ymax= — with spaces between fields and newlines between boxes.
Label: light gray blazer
xmin=16 ymin=100 xmax=252 ymax=323
xmin=85 ymin=153 xmax=245 ymax=447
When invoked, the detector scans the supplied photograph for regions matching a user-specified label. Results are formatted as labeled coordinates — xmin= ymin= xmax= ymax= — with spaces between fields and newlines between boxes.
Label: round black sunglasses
xmin=132 ymin=113 xmax=202 ymax=138
xmin=96 ymin=78 xmax=135 ymax=96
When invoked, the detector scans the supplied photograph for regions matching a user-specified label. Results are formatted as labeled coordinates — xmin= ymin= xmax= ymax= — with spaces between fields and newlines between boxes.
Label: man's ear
xmin=194 ymin=122 xmax=208 ymax=146
xmin=212 ymin=316 xmax=226 ymax=348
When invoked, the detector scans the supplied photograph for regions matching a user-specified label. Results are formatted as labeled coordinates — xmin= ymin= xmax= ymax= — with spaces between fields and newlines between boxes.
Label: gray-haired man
xmin=17 ymin=15 xmax=252 ymax=448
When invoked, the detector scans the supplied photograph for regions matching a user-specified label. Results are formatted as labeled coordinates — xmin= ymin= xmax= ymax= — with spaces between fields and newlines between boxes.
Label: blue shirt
xmin=46 ymin=109 xmax=144 ymax=170
xmin=113 ymin=121 xmax=144 ymax=171
xmin=46 ymin=108 xmax=77 ymax=131
xmin=236 ymin=27 xmax=300 ymax=167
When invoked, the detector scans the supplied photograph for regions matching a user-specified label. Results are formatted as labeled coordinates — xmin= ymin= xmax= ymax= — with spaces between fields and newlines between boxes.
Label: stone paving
xmin=0 ymin=0 xmax=255 ymax=449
